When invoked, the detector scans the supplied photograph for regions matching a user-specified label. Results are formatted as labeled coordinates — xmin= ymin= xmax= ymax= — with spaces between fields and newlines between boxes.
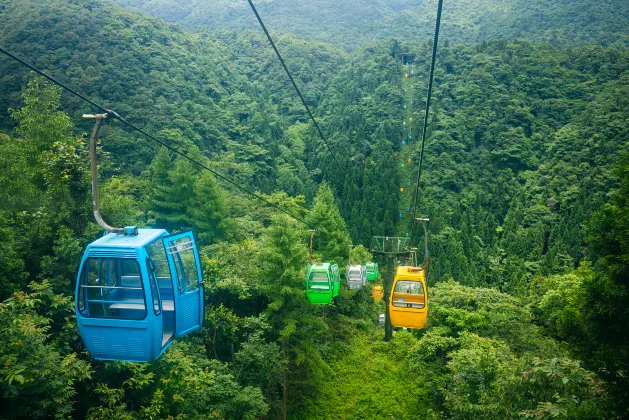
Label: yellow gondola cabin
xmin=372 ymin=285 xmax=384 ymax=301
xmin=389 ymin=266 xmax=428 ymax=329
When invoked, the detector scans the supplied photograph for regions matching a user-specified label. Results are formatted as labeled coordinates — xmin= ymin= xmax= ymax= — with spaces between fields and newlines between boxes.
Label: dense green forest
xmin=1 ymin=0 xmax=629 ymax=418
xmin=113 ymin=0 xmax=629 ymax=50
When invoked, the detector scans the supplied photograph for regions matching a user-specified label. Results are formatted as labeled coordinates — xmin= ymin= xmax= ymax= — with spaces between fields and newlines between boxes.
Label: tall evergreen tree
xmin=306 ymin=182 xmax=351 ymax=265
xmin=258 ymin=216 xmax=327 ymax=419
xmin=148 ymin=149 xmax=200 ymax=232
xmin=582 ymin=154 xmax=629 ymax=413
xmin=190 ymin=171 xmax=231 ymax=245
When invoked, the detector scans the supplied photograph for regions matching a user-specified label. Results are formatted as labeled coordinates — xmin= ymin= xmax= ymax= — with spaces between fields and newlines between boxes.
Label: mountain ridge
xmin=112 ymin=0 xmax=629 ymax=50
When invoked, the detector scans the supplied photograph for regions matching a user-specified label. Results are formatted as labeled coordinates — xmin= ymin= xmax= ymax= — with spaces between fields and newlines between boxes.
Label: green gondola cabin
xmin=305 ymin=262 xmax=340 ymax=304
xmin=365 ymin=262 xmax=379 ymax=281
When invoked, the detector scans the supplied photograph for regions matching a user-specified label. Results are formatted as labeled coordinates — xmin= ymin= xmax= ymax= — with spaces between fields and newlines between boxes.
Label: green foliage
xmin=307 ymin=183 xmax=351 ymax=265
xmin=0 ymin=77 xmax=91 ymax=299
xmin=442 ymin=333 xmax=517 ymax=419
xmin=408 ymin=282 xmax=606 ymax=419
xmin=258 ymin=216 xmax=309 ymax=308
xmin=427 ymin=280 xmax=541 ymax=353
xmin=257 ymin=216 xmax=331 ymax=416
xmin=99 ymin=175 xmax=148 ymax=228
xmin=148 ymin=147 xmax=231 ymax=243
xmin=0 ymin=215 xmax=28 ymax=300
xmin=0 ymin=281 xmax=92 ymax=419
xmin=113 ymin=0 xmax=629 ymax=50
xmin=519 ymin=357 xmax=603 ymax=420
xmin=528 ymin=268 xmax=589 ymax=343
xmin=297 ymin=330 xmax=429 ymax=419
xmin=579 ymin=155 xmax=629 ymax=412
xmin=148 ymin=149 xmax=199 ymax=232
xmin=0 ymin=134 xmax=37 ymax=212
xmin=9 ymin=77 xmax=73 ymax=157
xmin=202 ymin=239 xmax=262 ymax=301
xmin=190 ymin=171 xmax=231 ymax=244
xmin=0 ymin=0 xmax=628 ymax=417
xmin=349 ymin=244 xmax=372 ymax=265
xmin=86 ymin=342 xmax=268 ymax=419
xmin=233 ymin=319 xmax=283 ymax=403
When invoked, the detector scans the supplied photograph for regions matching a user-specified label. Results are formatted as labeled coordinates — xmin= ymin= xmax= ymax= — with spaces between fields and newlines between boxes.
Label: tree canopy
xmin=1 ymin=0 xmax=628 ymax=417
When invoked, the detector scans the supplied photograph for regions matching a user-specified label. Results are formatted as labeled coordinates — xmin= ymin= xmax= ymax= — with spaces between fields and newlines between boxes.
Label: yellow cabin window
xmin=392 ymin=280 xmax=425 ymax=308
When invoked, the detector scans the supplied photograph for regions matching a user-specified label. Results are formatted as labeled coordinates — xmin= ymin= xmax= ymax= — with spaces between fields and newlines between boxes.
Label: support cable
xmin=246 ymin=0 xmax=344 ymax=173
xmin=0 ymin=46 xmax=311 ymax=227
xmin=410 ymin=0 xmax=444 ymax=222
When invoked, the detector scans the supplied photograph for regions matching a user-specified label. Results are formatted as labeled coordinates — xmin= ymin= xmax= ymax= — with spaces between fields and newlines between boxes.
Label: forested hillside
xmin=1 ymin=0 xmax=629 ymax=418
xmin=113 ymin=0 xmax=629 ymax=49
xmin=324 ymin=39 xmax=629 ymax=292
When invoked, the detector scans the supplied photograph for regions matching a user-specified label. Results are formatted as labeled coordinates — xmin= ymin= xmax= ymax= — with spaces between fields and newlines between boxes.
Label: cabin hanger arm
xmin=84 ymin=113 xmax=125 ymax=234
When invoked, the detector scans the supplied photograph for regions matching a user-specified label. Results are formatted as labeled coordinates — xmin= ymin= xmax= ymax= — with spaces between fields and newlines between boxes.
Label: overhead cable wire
xmin=410 ymin=0 xmax=444 ymax=223
xmin=0 ymin=46 xmax=311 ymax=227
xmin=246 ymin=0 xmax=344 ymax=173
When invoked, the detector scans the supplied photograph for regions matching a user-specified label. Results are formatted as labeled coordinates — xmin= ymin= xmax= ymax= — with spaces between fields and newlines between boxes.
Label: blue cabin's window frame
xmin=165 ymin=236 xmax=200 ymax=296
xmin=78 ymin=258 xmax=148 ymax=320
xmin=144 ymin=237 xmax=175 ymax=309
xmin=145 ymin=236 xmax=178 ymax=346
xmin=146 ymin=259 xmax=162 ymax=316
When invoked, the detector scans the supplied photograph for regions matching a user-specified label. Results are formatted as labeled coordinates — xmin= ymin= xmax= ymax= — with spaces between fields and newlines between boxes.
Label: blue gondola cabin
xmin=75 ymin=229 xmax=204 ymax=362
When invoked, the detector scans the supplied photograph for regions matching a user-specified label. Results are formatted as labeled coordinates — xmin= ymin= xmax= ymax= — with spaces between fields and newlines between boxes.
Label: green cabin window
xmin=310 ymin=272 xmax=330 ymax=289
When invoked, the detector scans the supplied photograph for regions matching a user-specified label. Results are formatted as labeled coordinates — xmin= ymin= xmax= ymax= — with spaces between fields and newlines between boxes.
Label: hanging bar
xmin=83 ymin=113 xmax=125 ymax=234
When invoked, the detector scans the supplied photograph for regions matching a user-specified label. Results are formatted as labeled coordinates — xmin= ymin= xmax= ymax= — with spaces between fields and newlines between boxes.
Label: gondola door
xmin=163 ymin=232 xmax=204 ymax=337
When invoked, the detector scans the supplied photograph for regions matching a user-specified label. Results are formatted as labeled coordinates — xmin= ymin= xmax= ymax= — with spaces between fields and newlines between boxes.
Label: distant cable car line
xmin=0 ymin=46 xmax=311 ymax=228
xmin=410 ymin=0 xmax=444 ymax=224
xmin=246 ymin=0 xmax=344 ymax=174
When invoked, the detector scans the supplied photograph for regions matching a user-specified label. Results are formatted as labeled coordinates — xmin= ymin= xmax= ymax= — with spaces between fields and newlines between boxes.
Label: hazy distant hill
xmin=112 ymin=0 xmax=629 ymax=49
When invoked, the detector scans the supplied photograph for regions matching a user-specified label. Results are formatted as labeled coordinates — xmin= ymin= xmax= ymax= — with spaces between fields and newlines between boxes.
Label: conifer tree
xmin=148 ymin=148 xmax=199 ymax=232
xmin=147 ymin=147 xmax=174 ymax=228
xmin=258 ymin=216 xmax=326 ymax=419
xmin=10 ymin=77 xmax=73 ymax=157
xmin=190 ymin=171 xmax=231 ymax=245
xmin=582 ymin=154 xmax=629 ymax=409
xmin=307 ymin=182 xmax=351 ymax=265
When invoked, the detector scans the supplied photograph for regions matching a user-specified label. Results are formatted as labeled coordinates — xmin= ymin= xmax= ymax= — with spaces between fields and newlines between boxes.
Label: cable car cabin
xmin=389 ymin=266 xmax=428 ymax=329
xmin=346 ymin=265 xmax=367 ymax=290
xmin=305 ymin=263 xmax=340 ymax=305
xmin=372 ymin=285 xmax=384 ymax=301
xmin=365 ymin=262 xmax=379 ymax=281
xmin=75 ymin=229 xmax=204 ymax=362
